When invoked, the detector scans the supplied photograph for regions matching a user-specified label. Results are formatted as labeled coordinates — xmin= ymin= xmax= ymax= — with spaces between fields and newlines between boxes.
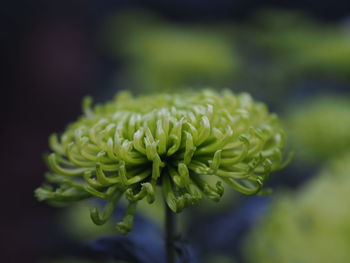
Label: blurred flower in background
xmin=285 ymin=95 xmax=350 ymax=164
xmin=244 ymin=154 xmax=350 ymax=263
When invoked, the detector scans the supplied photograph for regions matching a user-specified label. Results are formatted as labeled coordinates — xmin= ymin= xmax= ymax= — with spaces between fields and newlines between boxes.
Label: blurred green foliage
xmin=102 ymin=10 xmax=237 ymax=93
xmin=244 ymin=153 xmax=350 ymax=263
xmin=252 ymin=10 xmax=350 ymax=78
xmin=285 ymin=95 xmax=350 ymax=163
xmin=100 ymin=9 xmax=350 ymax=98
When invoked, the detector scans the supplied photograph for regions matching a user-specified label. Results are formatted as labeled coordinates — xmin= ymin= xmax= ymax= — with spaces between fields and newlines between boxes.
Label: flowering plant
xmin=35 ymin=90 xmax=288 ymax=237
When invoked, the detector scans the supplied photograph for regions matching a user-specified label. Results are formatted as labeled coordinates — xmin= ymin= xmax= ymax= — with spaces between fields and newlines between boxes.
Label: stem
xmin=165 ymin=203 xmax=176 ymax=263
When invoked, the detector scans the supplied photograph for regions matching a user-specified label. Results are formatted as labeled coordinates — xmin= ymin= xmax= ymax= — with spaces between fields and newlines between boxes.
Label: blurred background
xmin=2 ymin=0 xmax=350 ymax=262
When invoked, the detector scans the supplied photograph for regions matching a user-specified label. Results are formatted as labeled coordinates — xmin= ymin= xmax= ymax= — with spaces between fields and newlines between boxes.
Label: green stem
xmin=165 ymin=202 xmax=176 ymax=263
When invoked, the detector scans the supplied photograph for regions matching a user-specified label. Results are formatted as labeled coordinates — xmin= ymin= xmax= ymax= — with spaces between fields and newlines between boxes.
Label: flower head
xmin=35 ymin=90 xmax=289 ymax=234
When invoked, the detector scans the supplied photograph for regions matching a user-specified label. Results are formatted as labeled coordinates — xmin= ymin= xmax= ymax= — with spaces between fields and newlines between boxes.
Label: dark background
xmin=2 ymin=1 xmax=350 ymax=262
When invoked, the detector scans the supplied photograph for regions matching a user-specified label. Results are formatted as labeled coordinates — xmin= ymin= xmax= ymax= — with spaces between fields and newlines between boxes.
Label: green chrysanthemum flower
xmin=35 ymin=90 xmax=289 ymax=234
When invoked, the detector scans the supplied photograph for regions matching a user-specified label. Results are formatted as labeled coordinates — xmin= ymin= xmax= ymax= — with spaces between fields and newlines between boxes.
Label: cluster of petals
xmin=36 ymin=90 xmax=289 ymax=234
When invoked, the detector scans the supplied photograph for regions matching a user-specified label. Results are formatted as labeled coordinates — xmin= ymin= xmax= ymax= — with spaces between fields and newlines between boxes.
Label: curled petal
xmin=184 ymin=132 xmax=196 ymax=165
xmin=66 ymin=143 xmax=95 ymax=167
xmin=133 ymin=128 xmax=146 ymax=154
xmin=156 ymin=119 xmax=167 ymax=155
xmin=209 ymin=150 xmax=222 ymax=171
xmin=96 ymin=163 xmax=120 ymax=186
xmin=90 ymin=189 xmax=123 ymax=225
xmin=221 ymin=177 xmax=262 ymax=195
xmin=49 ymin=134 xmax=65 ymax=155
xmin=196 ymin=126 xmax=233 ymax=154
xmin=167 ymin=119 xmax=183 ymax=156
xmin=125 ymin=182 xmax=155 ymax=203
xmin=35 ymin=186 xmax=90 ymax=204
xmin=220 ymin=135 xmax=249 ymax=166
xmin=116 ymin=202 xmax=138 ymax=235
xmin=196 ymin=116 xmax=211 ymax=146
xmin=48 ymin=153 xmax=91 ymax=176
xmin=163 ymin=175 xmax=183 ymax=213
xmin=84 ymin=171 xmax=104 ymax=188
xmin=192 ymin=175 xmax=224 ymax=202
